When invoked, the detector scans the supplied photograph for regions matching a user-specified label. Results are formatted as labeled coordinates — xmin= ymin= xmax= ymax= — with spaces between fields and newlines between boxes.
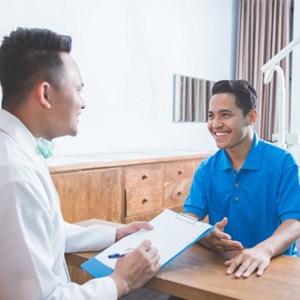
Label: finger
xmin=153 ymin=260 xmax=161 ymax=273
xmin=131 ymin=221 xmax=153 ymax=231
xmin=221 ymin=217 xmax=228 ymax=226
xmin=233 ymin=260 xmax=252 ymax=278
xmin=215 ymin=217 xmax=228 ymax=230
xmin=221 ymin=240 xmax=243 ymax=251
xmin=152 ymin=252 xmax=161 ymax=266
xmin=138 ymin=239 xmax=152 ymax=251
xmin=225 ymin=256 xmax=243 ymax=275
xmin=226 ymin=262 xmax=238 ymax=275
xmin=224 ymin=258 xmax=233 ymax=266
xmin=213 ymin=230 xmax=231 ymax=240
xmin=242 ymin=261 xmax=258 ymax=278
xmin=216 ymin=239 xmax=243 ymax=252
xmin=146 ymin=246 xmax=159 ymax=258
xmin=256 ymin=262 xmax=268 ymax=277
xmin=145 ymin=247 xmax=161 ymax=271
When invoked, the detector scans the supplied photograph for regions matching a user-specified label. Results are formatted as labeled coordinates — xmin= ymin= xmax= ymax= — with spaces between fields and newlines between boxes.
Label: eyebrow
xmin=208 ymin=109 xmax=233 ymax=114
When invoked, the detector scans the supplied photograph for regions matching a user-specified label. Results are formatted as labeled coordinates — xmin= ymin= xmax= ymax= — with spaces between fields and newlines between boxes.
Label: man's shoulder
xmin=197 ymin=149 xmax=223 ymax=168
xmin=256 ymin=138 xmax=298 ymax=169
xmin=257 ymin=138 xmax=295 ymax=158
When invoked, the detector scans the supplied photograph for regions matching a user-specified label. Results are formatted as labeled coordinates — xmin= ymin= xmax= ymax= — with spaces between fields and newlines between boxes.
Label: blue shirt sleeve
xmin=276 ymin=156 xmax=300 ymax=223
xmin=183 ymin=162 xmax=208 ymax=220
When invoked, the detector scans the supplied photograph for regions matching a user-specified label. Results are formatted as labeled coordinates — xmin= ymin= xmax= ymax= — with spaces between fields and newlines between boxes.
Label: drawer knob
xmin=178 ymin=170 xmax=183 ymax=175
xmin=142 ymin=198 xmax=148 ymax=204
xmin=141 ymin=174 xmax=148 ymax=180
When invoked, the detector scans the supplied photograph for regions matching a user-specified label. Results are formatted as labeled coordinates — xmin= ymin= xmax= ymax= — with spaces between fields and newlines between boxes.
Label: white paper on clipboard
xmin=81 ymin=209 xmax=213 ymax=278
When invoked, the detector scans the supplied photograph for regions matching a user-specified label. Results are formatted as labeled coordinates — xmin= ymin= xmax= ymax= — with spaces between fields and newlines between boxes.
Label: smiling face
xmin=45 ymin=53 xmax=86 ymax=139
xmin=207 ymin=92 xmax=256 ymax=152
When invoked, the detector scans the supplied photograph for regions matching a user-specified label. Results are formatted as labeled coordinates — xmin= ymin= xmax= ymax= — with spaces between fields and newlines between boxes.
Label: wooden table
xmin=66 ymin=220 xmax=300 ymax=300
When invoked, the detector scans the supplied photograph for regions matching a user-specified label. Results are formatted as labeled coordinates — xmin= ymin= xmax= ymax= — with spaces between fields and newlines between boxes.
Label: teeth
xmin=215 ymin=132 xmax=228 ymax=136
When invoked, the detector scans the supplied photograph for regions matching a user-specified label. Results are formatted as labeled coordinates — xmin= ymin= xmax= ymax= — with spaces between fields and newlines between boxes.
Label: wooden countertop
xmin=66 ymin=219 xmax=300 ymax=300
xmin=47 ymin=150 xmax=213 ymax=173
xmin=66 ymin=243 xmax=300 ymax=300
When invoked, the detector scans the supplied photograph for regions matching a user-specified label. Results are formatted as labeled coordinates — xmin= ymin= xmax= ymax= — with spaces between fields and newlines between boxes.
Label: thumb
xmin=215 ymin=217 xmax=228 ymax=231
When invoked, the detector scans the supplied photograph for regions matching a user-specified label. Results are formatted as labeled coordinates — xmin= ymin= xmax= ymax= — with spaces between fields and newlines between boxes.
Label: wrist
xmin=110 ymin=274 xmax=131 ymax=298
xmin=256 ymin=242 xmax=276 ymax=258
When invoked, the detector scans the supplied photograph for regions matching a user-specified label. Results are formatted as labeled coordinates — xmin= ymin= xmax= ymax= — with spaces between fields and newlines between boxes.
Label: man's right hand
xmin=200 ymin=217 xmax=243 ymax=252
xmin=110 ymin=239 xmax=161 ymax=298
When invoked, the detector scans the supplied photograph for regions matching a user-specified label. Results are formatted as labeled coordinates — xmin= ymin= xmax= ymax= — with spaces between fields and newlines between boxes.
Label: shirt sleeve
xmin=183 ymin=162 xmax=208 ymax=219
xmin=46 ymin=277 xmax=118 ymax=300
xmin=65 ymin=222 xmax=116 ymax=253
xmin=276 ymin=158 xmax=300 ymax=222
xmin=0 ymin=169 xmax=118 ymax=300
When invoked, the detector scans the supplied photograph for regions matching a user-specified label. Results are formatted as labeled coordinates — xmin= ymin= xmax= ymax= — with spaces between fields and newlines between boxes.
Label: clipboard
xmin=80 ymin=209 xmax=213 ymax=278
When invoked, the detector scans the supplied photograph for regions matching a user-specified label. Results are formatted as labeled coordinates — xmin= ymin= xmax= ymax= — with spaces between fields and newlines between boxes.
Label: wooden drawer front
xmin=124 ymin=164 xmax=163 ymax=188
xmin=164 ymin=161 xmax=194 ymax=182
xmin=164 ymin=179 xmax=192 ymax=206
xmin=51 ymin=168 xmax=123 ymax=223
xmin=125 ymin=186 xmax=163 ymax=217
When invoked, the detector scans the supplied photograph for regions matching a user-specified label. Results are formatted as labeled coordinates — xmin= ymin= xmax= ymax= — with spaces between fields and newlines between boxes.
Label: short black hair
xmin=0 ymin=27 xmax=72 ymax=109
xmin=212 ymin=80 xmax=257 ymax=116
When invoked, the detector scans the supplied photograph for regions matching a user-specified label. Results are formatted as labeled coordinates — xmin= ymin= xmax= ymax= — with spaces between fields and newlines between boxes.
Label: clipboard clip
xmin=175 ymin=212 xmax=198 ymax=224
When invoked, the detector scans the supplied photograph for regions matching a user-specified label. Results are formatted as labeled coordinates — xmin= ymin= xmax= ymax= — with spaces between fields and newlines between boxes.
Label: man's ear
xmin=37 ymin=82 xmax=52 ymax=109
xmin=248 ymin=109 xmax=258 ymax=125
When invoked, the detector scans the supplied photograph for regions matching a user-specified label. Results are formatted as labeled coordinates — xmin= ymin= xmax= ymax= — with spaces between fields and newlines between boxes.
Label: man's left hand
xmin=115 ymin=221 xmax=153 ymax=241
xmin=224 ymin=246 xmax=271 ymax=278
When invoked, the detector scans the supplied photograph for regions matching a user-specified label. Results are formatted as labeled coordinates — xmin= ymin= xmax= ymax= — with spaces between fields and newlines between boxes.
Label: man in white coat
xmin=0 ymin=27 xmax=160 ymax=299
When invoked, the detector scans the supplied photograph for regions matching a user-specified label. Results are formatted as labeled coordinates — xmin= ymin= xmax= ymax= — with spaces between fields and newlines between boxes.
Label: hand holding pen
xmin=110 ymin=240 xmax=161 ymax=297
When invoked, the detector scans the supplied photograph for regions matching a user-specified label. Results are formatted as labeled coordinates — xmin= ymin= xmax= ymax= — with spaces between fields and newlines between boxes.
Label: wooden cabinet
xmin=49 ymin=152 xmax=211 ymax=224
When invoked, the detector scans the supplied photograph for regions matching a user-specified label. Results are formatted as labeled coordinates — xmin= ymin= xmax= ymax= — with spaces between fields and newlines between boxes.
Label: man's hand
xmin=200 ymin=217 xmax=243 ymax=252
xmin=110 ymin=239 xmax=161 ymax=297
xmin=116 ymin=221 xmax=153 ymax=241
xmin=224 ymin=245 xmax=271 ymax=278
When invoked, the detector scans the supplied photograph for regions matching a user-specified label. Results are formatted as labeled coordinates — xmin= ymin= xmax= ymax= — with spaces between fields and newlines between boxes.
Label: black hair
xmin=212 ymin=80 xmax=257 ymax=116
xmin=0 ymin=27 xmax=72 ymax=109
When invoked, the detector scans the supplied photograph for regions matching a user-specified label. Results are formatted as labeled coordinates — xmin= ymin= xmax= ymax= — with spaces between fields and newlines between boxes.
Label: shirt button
xmin=234 ymin=196 xmax=239 ymax=201
xmin=235 ymin=183 xmax=239 ymax=188
xmin=233 ymin=172 xmax=237 ymax=176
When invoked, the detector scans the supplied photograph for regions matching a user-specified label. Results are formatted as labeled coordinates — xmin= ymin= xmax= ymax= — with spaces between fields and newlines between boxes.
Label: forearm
xmin=256 ymin=219 xmax=300 ymax=257
xmin=65 ymin=222 xmax=116 ymax=253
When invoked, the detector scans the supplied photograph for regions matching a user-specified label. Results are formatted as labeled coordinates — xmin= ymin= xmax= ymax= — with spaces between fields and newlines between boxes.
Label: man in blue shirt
xmin=184 ymin=80 xmax=300 ymax=279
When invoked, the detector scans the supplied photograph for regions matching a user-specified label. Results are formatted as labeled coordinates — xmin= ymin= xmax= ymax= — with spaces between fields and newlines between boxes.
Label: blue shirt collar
xmin=220 ymin=132 xmax=261 ymax=171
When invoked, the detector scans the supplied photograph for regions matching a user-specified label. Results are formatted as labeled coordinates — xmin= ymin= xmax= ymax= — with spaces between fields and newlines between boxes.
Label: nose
xmin=212 ymin=118 xmax=223 ymax=128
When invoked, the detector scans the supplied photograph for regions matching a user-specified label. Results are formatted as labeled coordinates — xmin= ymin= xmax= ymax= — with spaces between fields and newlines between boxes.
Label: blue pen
xmin=108 ymin=249 xmax=133 ymax=259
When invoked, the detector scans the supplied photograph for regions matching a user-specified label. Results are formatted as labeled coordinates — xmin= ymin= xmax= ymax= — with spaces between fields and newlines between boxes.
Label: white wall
xmin=0 ymin=0 xmax=238 ymax=155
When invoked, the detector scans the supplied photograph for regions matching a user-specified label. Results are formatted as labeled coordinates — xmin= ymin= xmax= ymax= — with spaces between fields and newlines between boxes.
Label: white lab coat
xmin=0 ymin=109 xmax=118 ymax=300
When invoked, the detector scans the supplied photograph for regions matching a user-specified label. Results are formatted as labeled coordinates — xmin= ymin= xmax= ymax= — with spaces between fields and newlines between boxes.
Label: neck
xmin=6 ymin=104 xmax=47 ymax=139
xmin=226 ymin=131 xmax=254 ymax=171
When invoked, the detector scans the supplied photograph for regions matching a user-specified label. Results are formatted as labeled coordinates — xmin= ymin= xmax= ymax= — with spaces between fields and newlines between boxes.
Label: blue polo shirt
xmin=184 ymin=133 xmax=300 ymax=256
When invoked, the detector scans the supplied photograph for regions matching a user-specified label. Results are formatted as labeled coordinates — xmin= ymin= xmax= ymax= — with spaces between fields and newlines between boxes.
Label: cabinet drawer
xmin=164 ymin=161 xmax=194 ymax=182
xmin=124 ymin=164 xmax=163 ymax=188
xmin=164 ymin=179 xmax=192 ymax=206
xmin=125 ymin=186 xmax=163 ymax=217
